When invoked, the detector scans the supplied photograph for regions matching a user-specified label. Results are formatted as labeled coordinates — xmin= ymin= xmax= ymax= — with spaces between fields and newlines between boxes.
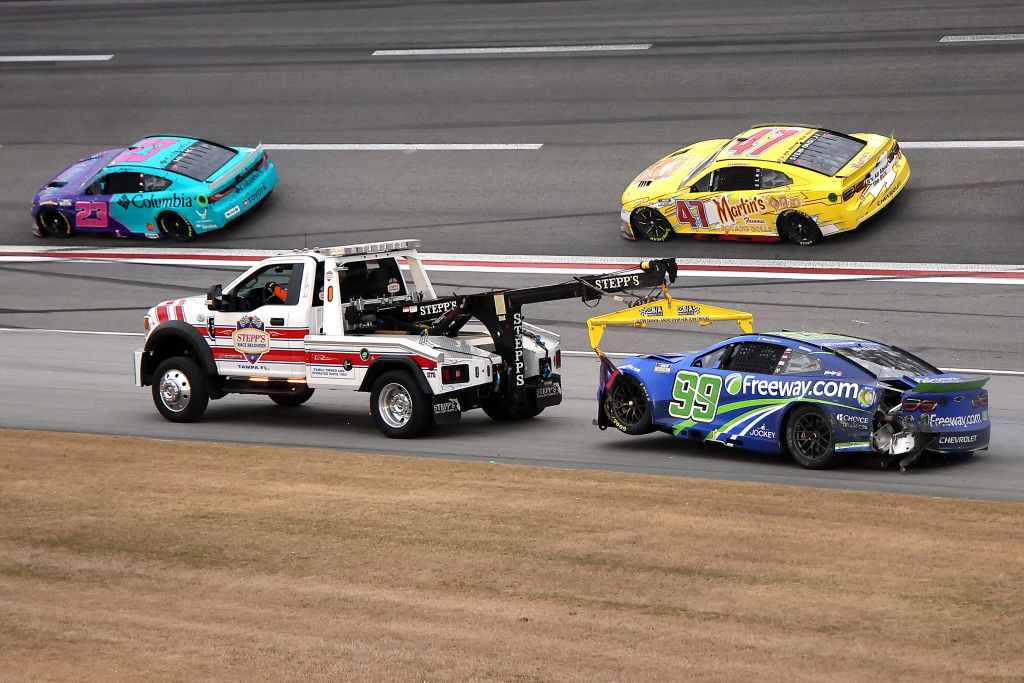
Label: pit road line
xmin=0 ymin=55 xmax=113 ymax=62
xmin=372 ymin=45 xmax=652 ymax=56
xmin=940 ymin=34 xmax=1024 ymax=43
xmin=261 ymin=144 xmax=542 ymax=151
xmin=1 ymin=248 xmax=1021 ymax=285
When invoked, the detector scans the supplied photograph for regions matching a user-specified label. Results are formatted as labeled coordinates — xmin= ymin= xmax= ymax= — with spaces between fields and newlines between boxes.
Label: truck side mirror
xmin=206 ymin=284 xmax=224 ymax=310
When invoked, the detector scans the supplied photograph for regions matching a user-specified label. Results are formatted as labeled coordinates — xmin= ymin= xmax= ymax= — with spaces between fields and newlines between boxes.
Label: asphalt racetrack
xmin=1 ymin=1 xmax=1022 ymax=499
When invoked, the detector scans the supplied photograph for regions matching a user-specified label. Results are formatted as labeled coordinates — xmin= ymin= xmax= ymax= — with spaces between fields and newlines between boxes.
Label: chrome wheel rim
xmin=378 ymin=383 xmax=413 ymax=428
xmin=158 ymin=369 xmax=192 ymax=412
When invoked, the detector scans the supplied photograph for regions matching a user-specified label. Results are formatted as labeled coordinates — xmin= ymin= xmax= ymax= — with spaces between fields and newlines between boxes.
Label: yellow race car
xmin=620 ymin=125 xmax=909 ymax=245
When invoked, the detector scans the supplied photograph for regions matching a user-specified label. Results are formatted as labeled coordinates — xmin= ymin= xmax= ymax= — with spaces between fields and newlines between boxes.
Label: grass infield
xmin=1 ymin=429 xmax=1022 ymax=681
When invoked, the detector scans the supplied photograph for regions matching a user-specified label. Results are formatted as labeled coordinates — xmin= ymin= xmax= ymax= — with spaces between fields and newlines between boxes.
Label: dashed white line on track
xmin=940 ymin=34 xmax=1024 ymax=43
xmin=902 ymin=140 xmax=1024 ymax=149
xmin=0 ymin=54 xmax=113 ymax=62
xmin=372 ymin=44 xmax=652 ymax=56
xmin=261 ymin=143 xmax=542 ymax=151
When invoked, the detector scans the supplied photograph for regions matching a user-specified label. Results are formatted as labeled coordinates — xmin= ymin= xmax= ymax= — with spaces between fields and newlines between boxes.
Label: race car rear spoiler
xmin=909 ymin=377 xmax=989 ymax=393
xmin=207 ymin=145 xmax=265 ymax=193
xmin=586 ymin=289 xmax=753 ymax=354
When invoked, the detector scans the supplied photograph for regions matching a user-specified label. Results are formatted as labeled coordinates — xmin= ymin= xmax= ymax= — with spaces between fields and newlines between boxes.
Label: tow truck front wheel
xmin=152 ymin=357 xmax=209 ymax=422
xmin=370 ymin=371 xmax=432 ymax=438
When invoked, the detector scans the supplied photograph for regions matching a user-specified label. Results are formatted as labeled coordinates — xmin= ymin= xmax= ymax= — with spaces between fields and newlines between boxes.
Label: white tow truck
xmin=134 ymin=239 xmax=677 ymax=437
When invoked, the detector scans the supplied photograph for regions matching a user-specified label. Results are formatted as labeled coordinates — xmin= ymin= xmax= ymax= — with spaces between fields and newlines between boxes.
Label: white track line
xmin=902 ymin=140 xmax=1024 ymax=149
xmin=372 ymin=44 xmax=652 ymax=56
xmin=256 ymin=142 xmax=1018 ymax=151
xmin=2 ymin=328 xmax=1020 ymax=377
xmin=0 ymin=54 xmax=113 ymax=62
xmin=262 ymin=143 xmax=542 ymax=151
xmin=940 ymin=34 xmax=1024 ymax=43
xmin=1 ymin=247 xmax=1022 ymax=285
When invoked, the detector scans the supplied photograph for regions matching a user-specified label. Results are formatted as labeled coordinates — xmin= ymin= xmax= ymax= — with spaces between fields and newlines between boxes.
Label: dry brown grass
xmin=1 ymin=428 xmax=1023 ymax=681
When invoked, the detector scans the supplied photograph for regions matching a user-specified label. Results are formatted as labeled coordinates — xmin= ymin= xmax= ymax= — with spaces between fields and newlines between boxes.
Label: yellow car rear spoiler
xmin=586 ymin=286 xmax=754 ymax=357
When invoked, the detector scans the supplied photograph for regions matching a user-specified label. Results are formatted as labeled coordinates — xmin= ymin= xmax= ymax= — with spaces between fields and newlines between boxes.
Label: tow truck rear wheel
xmin=603 ymin=374 xmax=654 ymax=435
xmin=269 ymin=388 xmax=315 ymax=407
xmin=481 ymin=398 xmax=543 ymax=422
xmin=370 ymin=370 xmax=432 ymax=438
xmin=152 ymin=357 xmax=209 ymax=422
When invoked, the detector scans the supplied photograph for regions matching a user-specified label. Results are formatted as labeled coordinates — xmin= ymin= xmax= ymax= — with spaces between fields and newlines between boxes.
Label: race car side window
xmin=721 ymin=342 xmax=786 ymax=374
xmin=694 ymin=344 xmax=734 ymax=369
xmin=690 ymin=172 xmax=713 ymax=193
xmin=777 ymin=349 xmax=822 ymax=375
xmin=141 ymin=174 xmax=172 ymax=192
xmin=757 ymin=168 xmax=792 ymax=190
xmin=711 ymin=167 xmax=758 ymax=192
xmin=88 ymin=172 xmax=145 ymax=195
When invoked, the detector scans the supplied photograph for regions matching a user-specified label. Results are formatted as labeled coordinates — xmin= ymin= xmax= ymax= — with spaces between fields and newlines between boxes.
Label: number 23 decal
xmin=75 ymin=200 xmax=109 ymax=228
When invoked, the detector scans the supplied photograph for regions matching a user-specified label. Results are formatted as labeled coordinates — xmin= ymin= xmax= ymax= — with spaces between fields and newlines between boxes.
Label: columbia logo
xmin=116 ymin=195 xmax=131 ymax=210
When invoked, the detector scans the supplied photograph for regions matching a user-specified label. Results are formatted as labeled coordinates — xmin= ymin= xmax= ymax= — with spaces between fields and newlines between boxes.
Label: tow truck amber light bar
xmin=321 ymin=240 xmax=420 ymax=257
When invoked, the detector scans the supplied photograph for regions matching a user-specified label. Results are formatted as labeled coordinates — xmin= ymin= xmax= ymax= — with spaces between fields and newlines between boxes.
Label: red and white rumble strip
xmin=0 ymin=246 xmax=1023 ymax=285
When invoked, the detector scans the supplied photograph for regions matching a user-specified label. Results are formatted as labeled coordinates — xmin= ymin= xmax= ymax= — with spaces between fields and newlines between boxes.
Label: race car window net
xmin=721 ymin=342 xmax=786 ymax=375
xmin=784 ymin=131 xmax=865 ymax=176
xmin=711 ymin=167 xmax=757 ymax=192
xmin=831 ymin=345 xmax=939 ymax=379
xmin=163 ymin=141 xmax=237 ymax=181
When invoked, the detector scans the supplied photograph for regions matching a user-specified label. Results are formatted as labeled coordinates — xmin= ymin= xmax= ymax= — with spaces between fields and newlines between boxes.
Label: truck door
xmin=211 ymin=259 xmax=312 ymax=379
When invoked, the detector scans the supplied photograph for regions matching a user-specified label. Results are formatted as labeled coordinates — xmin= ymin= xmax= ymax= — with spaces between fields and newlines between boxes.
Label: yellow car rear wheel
xmin=777 ymin=212 xmax=822 ymax=246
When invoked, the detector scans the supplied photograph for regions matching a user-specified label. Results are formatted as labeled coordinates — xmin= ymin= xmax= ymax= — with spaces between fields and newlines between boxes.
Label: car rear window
xmin=164 ymin=141 xmax=238 ymax=181
xmin=784 ymin=131 xmax=866 ymax=176
xmin=833 ymin=345 xmax=939 ymax=378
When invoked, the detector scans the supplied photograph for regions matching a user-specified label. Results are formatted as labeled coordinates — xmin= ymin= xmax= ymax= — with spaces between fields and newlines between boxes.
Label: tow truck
xmin=134 ymin=239 xmax=678 ymax=437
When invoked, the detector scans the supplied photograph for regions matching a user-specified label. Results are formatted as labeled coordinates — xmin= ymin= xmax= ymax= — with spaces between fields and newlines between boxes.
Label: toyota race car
xmin=592 ymin=327 xmax=989 ymax=470
xmin=32 ymin=135 xmax=278 ymax=241
xmin=621 ymin=125 xmax=909 ymax=245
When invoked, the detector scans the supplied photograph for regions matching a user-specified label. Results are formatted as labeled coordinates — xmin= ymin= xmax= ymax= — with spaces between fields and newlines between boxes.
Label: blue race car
xmin=597 ymin=331 xmax=990 ymax=469
xmin=32 ymin=135 xmax=278 ymax=241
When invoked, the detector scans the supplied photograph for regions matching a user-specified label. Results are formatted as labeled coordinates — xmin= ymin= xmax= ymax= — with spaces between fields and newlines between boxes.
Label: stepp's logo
xmin=232 ymin=315 xmax=271 ymax=363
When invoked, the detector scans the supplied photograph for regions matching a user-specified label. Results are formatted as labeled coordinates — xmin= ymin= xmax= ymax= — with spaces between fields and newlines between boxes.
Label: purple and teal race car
xmin=31 ymin=135 xmax=278 ymax=241
xmin=597 ymin=331 xmax=990 ymax=469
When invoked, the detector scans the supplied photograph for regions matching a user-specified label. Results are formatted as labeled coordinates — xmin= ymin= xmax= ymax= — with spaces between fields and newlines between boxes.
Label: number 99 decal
xmin=668 ymin=370 xmax=722 ymax=422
